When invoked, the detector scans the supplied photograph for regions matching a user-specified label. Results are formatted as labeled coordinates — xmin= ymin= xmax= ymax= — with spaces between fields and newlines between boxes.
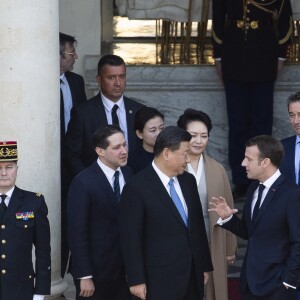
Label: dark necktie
xmin=252 ymin=184 xmax=265 ymax=223
xmin=60 ymin=79 xmax=65 ymax=135
xmin=114 ymin=171 xmax=120 ymax=203
xmin=111 ymin=105 xmax=120 ymax=125
xmin=168 ymin=179 xmax=188 ymax=226
xmin=0 ymin=195 xmax=7 ymax=221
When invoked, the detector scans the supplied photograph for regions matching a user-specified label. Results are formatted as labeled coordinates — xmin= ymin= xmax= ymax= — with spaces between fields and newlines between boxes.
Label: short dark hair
xmin=93 ymin=125 xmax=124 ymax=150
xmin=177 ymin=108 xmax=212 ymax=135
xmin=134 ymin=107 xmax=164 ymax=132
xmin=287 ymin=91 xmax=300 ymax=108
xmin=97 ymin=55 xmax=125 ymax=76
xmin=245 ymin=135 xmax=284 ymax=168
xmin=59 ymin=32 xmax=77 ymax=57
xmin=154 ymin=126 xmax=191 ymax=157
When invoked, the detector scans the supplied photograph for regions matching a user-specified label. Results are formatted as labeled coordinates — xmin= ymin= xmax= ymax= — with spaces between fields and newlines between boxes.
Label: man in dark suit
xmin=119 ymin=126 xmax=213 ymax=300
xmin=0 ymin=141 xmax=51 ymax=300
xmin=280 ymin=91 xmax=300 ymax=185
xmin=209 ymin=135 xmax=300 ymax=299
xmin=64 ymin=54 xmax=145 ymax=178
xmin=212 ymin=0 xmax=293 ymax=197
xmin=59 ymin=32 xmax=87 ymax=277
xmin=68 ymin=125 xmax=132 ymax=299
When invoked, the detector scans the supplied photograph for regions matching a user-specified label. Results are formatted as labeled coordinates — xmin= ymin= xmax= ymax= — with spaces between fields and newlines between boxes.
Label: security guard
xmin=212 ymin=0 xmax=293 ymax=197
xmin=0 ymin=141 xmax=51 ymax=299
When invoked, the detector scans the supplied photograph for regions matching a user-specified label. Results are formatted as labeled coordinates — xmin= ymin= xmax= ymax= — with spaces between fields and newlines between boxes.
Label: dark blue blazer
xmin=119 ymin=166 xmax=213 ymax=300
xmin=222 ymin=175 xmax=300 ymax=296
xmin=67 ymin=161 xmax=132 ymax=282
xmin=280 ymin=135 xmax=297 ymax=184
xmin=64 ymin=93 xmax=145 ymax=177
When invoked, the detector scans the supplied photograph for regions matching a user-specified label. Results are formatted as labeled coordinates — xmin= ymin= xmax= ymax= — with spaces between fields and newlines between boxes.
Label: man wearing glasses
xmin=59 ymin=32 xmax=87 ymax=279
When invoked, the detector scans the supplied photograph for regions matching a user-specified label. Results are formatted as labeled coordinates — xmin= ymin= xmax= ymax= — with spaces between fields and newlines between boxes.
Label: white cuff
xmin=217 ymin=215 xmax=233 ymax=225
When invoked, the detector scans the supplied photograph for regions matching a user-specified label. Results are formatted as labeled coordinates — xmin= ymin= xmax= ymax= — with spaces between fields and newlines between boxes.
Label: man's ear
xmin=95 ymin=147 xmax=104 ymax=157
xmin=162 ymin=148 xmax=170 ymax=161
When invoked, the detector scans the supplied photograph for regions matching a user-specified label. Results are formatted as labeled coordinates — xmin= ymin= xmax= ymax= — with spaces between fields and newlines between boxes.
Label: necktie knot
xmin=0 ymin=194 xmax=7 ymax=204
xmin=252 ymin=184 xmax=265 ymax=223
xmin=111 ymin=105 xmax=120 ymax=125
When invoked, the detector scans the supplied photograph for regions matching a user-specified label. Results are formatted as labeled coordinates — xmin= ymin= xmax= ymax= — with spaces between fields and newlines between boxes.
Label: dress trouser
xmin=224 ymin=81 xmax=274 ymax=185
xmin=242 ymin=285 xmax=296 ymax=300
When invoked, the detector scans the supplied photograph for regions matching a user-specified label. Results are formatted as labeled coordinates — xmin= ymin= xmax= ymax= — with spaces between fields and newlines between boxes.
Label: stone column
xmin=0 ymin=1 xmax=67 ymax=298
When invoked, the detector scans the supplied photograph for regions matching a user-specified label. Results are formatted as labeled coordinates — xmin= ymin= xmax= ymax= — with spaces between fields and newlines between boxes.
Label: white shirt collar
xmin=101 ymin=93 xmax=125 ymax=113
xmin=97 ymin=158 xmax=121 ymax=180
xmin=152 ymin=161 xmax=176 ymax=188
xmin=261 ymin=169 xmax=281 ymax=189
xmin=296 ymin=135 xmax=300 ymax=145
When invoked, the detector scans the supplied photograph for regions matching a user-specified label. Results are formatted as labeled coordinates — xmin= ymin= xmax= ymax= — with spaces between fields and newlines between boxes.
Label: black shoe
xmin=232 ymin=184 xmax=248 ymax=199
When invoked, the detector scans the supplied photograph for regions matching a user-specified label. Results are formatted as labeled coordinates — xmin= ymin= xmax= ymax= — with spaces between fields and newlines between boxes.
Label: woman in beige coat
xmin=177 ymin=109 xmax=237 ymax=300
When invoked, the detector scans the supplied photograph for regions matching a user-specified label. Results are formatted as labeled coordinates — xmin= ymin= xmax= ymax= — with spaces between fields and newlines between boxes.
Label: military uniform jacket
xmin=212 ymin=0 xmax=293 ymax=83
xmin=0 ymin=187 xmax=51 ymax=300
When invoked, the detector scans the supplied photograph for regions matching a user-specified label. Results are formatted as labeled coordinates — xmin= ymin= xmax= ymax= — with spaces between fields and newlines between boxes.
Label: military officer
xmin=212 ymin=0 xmax=293 ymax=197
xmin=0 ymin=141 xmax=51 ymax=300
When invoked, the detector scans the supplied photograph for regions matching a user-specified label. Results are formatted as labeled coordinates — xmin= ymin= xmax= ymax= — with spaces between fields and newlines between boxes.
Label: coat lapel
xmin=251 ymin=176 xmax=284 ymax=228
xmin=124 ymin=97 xmax=136 ymax=150
xmin=4 ymin=187 xmax=23 ymax=222
xmin=145 ymin=167 xmax=187 ymax=228
xmin=94 ymin=93 xmax=108 ymax=124
xmin=91 ymin=161 xmax=116 ymax=207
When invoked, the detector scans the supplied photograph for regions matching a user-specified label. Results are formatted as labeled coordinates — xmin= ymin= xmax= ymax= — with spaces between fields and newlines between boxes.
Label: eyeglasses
xmin=62 ymin=51 xmax=77 ymax=57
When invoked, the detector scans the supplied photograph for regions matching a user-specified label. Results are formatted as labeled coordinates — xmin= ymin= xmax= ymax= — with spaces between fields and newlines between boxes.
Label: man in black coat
xmin=68 ymin=125 xmax=132 ymax=299
xmin=280 ymin=91 xmax=300 ymax=185
xmin=212 ymin=0 xmax=293 ymax=197
xmin=209 ymin=135 xmax=300 ymax=299
xmin=119 ymin=126 xmax=213 ymax=300
xmin=0 ymin=141 xmax=51 ymax=300
xmin=64 ymin=54 xmax=145 ymax=178
xmin=59 ymin=32 xmax=87 ymax=277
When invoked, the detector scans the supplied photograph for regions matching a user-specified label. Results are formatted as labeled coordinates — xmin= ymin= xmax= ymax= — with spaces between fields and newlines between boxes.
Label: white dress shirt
xmin=101 ymin=93 xmax=129 ymax=147
xmin=1 ymin=187 xmax=45 ymax=300
xmin=152 ymin=161 xmax=188 ymax=217
xmin=60 ymin=73 xmax=73 ymax=132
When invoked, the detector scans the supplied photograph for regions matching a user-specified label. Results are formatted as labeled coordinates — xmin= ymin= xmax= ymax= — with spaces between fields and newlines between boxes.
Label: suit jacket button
xmin=1 ymin=240 xmax=6 ymax=244
xmin=1 ymin=270 xmax=6 ymax=274
xmin=24 ymin=225 xmax=28 ymax=228
xmin=1 ymin=225 xmax=5 ymax=229
xmin=1 ymin=255 xmax=5 ymax=259
xmin=29 ymin=275 xmax=32 ymax=279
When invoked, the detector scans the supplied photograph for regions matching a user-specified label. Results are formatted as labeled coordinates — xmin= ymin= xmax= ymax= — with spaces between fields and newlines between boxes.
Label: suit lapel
xmin=287 ymin=136 xmax=296 ymax=181
xmin=124 ymin=97 xmax=136 ymax=150
xmin=145 ymin=167 xmax=187 ymax=228
xmin=91 ymin=162 xmax=116 ymax=207
xmin=4 ymin=187 xmax=23 ymax=222
xmin=94 ymin=94 xmax=108 ymax=125
xmin=251 ymin=176 xmax=284 ymax=228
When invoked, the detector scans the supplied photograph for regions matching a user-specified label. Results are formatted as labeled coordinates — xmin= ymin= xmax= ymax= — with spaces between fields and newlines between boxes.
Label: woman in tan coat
xmin=177 ymin=109 xmax=237 ymax=300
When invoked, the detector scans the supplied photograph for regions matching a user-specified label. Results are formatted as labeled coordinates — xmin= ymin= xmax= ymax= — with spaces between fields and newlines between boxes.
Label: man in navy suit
xmin=59 ymin=32 xmax=87 ymax=277
xmin=280 ymin=91 xmax=300 ymax=185
xmin=119 ymin=126 xmax=213 ymax=300
xmin=65 ymin=54 xmax=145 ymax=178
xmin=68 ymin=125 xmax=132 ymax=300
xmin=209 ymin=135 xmax=300 ymax=299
